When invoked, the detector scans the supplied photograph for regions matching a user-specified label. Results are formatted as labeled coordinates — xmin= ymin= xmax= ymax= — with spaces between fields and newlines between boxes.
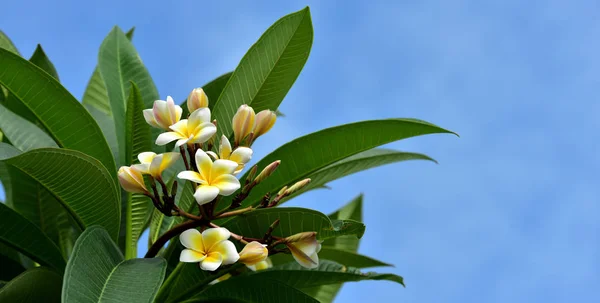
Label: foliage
xmin=0 ymin=6 xmax=455 ymax=302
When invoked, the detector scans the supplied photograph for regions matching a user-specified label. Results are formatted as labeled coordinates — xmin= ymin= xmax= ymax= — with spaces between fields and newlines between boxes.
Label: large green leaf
xmin=0 ymin=267 xmax=62 ymax=303
xmin=155 ymin=262 xmax=210 ymax=302
xmin=1 ymin=148 xmax=121 ymax=241
xmin=0 ymin=203 xmax=65 ymax=271
xmin=316 ymin=247 xmax=391 ymax=268
xmin=0 ymin=48 xmax=116 ymax=178
xmin=284 ymin=148 xmax=435 ymax=203
xmin=180 ymin=72 xmax=233 ymax=116
xmin=98 ymin=26 xmax=160 ymax=161
xmin=0 ymin=30 xmax=20 ymax=55
xmin=223 ymin=207 xmax=365 ymax=241
xmin=122 ymin=82 xmax=152 ymax=258
xmin=29 ymin=44 xmax=59 ymax=80
xmin=225 ymin=119 xmax=455 ymax=209
xmin=62 ymin=226 xmax=167 ymax=303
xmin=186 ymin=277 xmax=318 ymax=303
xmin=0 ymin=243 xmax=26 ymax=281
xmin=0 ymin=103 xmax=57 ymax=151
xmin=212 ymin=7 xmax=313 ymax=138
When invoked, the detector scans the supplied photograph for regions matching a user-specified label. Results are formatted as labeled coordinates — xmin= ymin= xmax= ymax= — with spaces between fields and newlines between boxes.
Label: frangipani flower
xmin=246 ymin=257 xmax=273 ymax=271
xmin=156 ymin=108 xmax=217 ymax=147
xmin=232 ymin=104 xmax=255 ymax=145
xmin=238 ymin=241 xmax=268 ymax=266
xmin=286 ymin=232 xmax=321 ymax=269
xmin=180 ymin=228 xmax=239 ymax=271
xmin=133 ymin=152 xmax=180 ymax=180
xmin=207 ymin=135 xmax=253 ymax=174
xmin=118 ymin=166 xmax=148 ymax=194
xmin=177 ymin=149 xmax=241 ymax=205
xmin=187 ymin=88 xmax=209 ymax=113
xmin=143 ymin=96 xmax=183 ymax=130
xmin=252 ymin=110 xmax=276 ymax=139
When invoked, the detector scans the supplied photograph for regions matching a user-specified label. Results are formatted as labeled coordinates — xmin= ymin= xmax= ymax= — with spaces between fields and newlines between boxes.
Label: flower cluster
xmin=117 ymin=88 xmax=318 ymax=274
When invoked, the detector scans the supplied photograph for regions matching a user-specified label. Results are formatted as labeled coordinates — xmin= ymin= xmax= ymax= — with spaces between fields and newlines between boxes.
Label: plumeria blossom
xmin=118 ymin=166 xmax=148 ymax=194
xmin=206 ymin=135 xmax=253 ymax=174
xmin=252 ymin=110 xmax=277 ymax=139
xmin=133 ymin=152 xmax=180 ymax=180
xmin=180 ymin=228 xmax=239 ymax=271
xmin=187 ymin=87 xmax=209 ymax=113
xmin=177 ymin=149 xmax=241 ymax=205
xmin=156 ymin=108 xmax=217 ymax=147
xmin=143 ymin=96 xmax=183 ymax=130
xmin=238 ymin=241 xmax=268 ymax=266
xmin=286 ymin=233 xmax=322 ymax=269
xmin=246 ymin=257 xmax=273 ymax=271
xmin=232 ymin=104 xmax=255 ymax=145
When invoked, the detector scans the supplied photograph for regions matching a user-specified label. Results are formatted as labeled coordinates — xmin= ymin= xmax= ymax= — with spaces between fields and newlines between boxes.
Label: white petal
xmin=190 ymin=123 xmax=216 ymax=144
xmin=219 ymin=135 xmax=232 ymax=159
xmin=193 ymin=185 xmax=219 ymax=205
xmin=180 ymin=249 xmax=206 ymax=263
xmin=189 ymin=107 xmax=212 ymax=128
xmin=211 ymin=159 xmax=238 ymax=177
xmin=156 ymin=132 xmax=184 ymax=146
xmin=195 ymin=149 xmax=213 ymax=179
xmin=180 ymin=229 xmax=204 ymax=251
xmin=212 ymin=240 xmax=240 ymax=265
xmin=199 ymin=253 xmax=222 ymax=271
xmin=169 ymin=119 xmax=188 ymax=134
xmin=138 ymin=152 xmax=156 ymax=164
xmin=206 ymin=151 xmax=219 ymax=160
xmin=177 ymin=171 xmax=205 ymax=184
xmin=143 ymin=109 xmax=160 ymax=128
xmin=212 ymin=174 xmax=240 ymax=196
xmin=175 ymin=138 xmax=189 ymax=147
xmin=229 ymin=147 xmax=253 ymax=164
xmin=202 ymin=228 xmax=231 ymax=250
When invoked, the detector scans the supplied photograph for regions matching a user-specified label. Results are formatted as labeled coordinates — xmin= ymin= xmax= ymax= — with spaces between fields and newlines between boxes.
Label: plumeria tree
xmin=0 ymin=6 xmax=456 ymax=303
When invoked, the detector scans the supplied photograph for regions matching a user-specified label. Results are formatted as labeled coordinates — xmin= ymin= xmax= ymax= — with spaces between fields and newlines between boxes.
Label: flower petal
xmin=195 ymin=149 xmax=213 ymax=180
xmin=211 ymin=174 xmax=240 ymax=196
xmin=193 ymin=185 xmax=219 ymax=205
xmin=188 ymin=108 xmax=212 ymax=129
xmin=156 ymin=132 xmax=184 ymax=146
xmin=288 ymin=243 xmax=318 ymax=269
xmin=190 ymin=123 xmax=216 ymax=144
xmin=200 ymin=252 xmax=223 ymax=271
xmin=206 ymin=151 xmax=219 ymax=160
xmin=177 ymin=171 xmax=205 ymax=184
xmin=138 ymin=152 xmax=156 ymax=164
xmin=219 ymin=135 xmax=232 ymax=159
xmin=155 ymin=152 xmax=179 ymax=177
xmin=211 ymin=159 xmax=238 ymax=178
xmin=180 ymin=229 xmax=204 ymax=252
xmin=169 ymin=119 xmax=188 ymax=134
xmin=143 ymin=109 xmax=160 ymax=128
xmin=202 ymin=227 xmax=231 ymax=251
xmin=211 ymin=240 xmax=240 ymax=265
xmin=291 ymin=238 xmax=319 ymax=257
xmin=131 ymin=163 xmax=150 ymax=175
xmin=175 ymin=138 xmax=189 ymax=147
xmin=180 ymin=249 xmax=206 ymax=263
xmin=229 ymin=147 xmax=253 ymax=165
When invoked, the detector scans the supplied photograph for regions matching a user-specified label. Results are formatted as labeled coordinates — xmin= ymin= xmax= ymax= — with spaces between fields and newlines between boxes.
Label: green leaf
xmin=0 ymin=203 xmax=65 ymax=271
xmin=0 ymin=268 xmax=62 ymax=303
xmin=0 ymin=48 xmax=117 ymax=178
xmin=62 ymin=226 xmax=167 ymax=303
xmin=0 ymin=103 xmax=58 ymax=151
xmin=181 ymin=72 xmax=233 ymax=116
xmin=2 ymin=148 xmax=121 ymax=241
xmin=0 ymin=30 xmax=20 ymax=55
xmin=226 ymin=119 xmax=455 ymax=209
xmin=187 ymin=277 xmax=319 ymax=303
xmin=155 ymin=262 xmax=210 ymax=302
xmin=212 ymin=7 xmax=313 ymax=138
xmin=223 ymin=207 xmax=365 ymax=241
xmin=98 ymin=26 xmax=160 ymax=161
xmin=251 ymin=260 xmax=404 ymax=288
xmin=122 ymin=82 xmax=152 ymax=259
xmin=317 ymin=247 xmax=392 ymax=268
xmin=0 ymin=243 xmax=26 ymax=281
xmin=29 ymin=44 xmax=59 ymax=80
xmin=283 ymin=149 xmax=435 ymax=203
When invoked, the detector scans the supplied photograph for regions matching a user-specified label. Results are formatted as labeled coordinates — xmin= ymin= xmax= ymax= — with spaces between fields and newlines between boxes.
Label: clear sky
xmin=1 ymin=0 xmax=599 ymax=302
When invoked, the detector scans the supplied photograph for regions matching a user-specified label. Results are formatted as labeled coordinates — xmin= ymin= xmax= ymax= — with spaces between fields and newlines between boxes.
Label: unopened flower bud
xmin=283 ymin=231 xmax=317 ymax=243
xmin=285 ymin=232 xmax=321 ymax=269
xmin=284 ymin=178 xmax=311 ymax=196
xmin=253 ymin=110 xmax=277 ymax=139
xmin=143 ymin=96 xmax=183 ymax=130
xmin=245 ymin=165 xmax=258 ymax=185
xmin=187 ymin=88 xmax=209 ymax=113
xmin=254 ymin=160 xmax=281 ymax=185
xmin=232 ymin=104 xmax=255 ymax=145
xmin=118 ymin=166 xmax=148 ymax=194
xmin=277 ymin=186 xmax=288 ymax=196
xmin=238 ymin=241 xmax=268 ymax=265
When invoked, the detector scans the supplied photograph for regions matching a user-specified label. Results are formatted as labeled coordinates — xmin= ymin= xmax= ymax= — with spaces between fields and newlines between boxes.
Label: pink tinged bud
xmin=144 ymin=97 xmax=183 ymax=130
xmin=232 ymin=104 xmax=255 ymax=145
xmin=187 ymin=88 xmax=209 ymax=113
xmin=253 ymin=110 xmax=277 ymax=138
xmin=238 ymin=241 xmax=269 ymax=265
xmin=254 ymin=160 xmax=281 ymax=184
xmin=284 ymin=178 xmax=311 ymax=196
xmin=285 ymin=232 xmax=321 ymax=269
xmin=118 ymin=166 xmax=147 ymax=194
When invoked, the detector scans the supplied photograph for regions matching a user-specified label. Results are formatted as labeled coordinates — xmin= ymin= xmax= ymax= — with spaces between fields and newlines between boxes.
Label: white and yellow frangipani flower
xmin=143 ymin=96 xmax=183 ymax=130
xmin=206 ymin=135 xmax=253 ymax=174
xmin=252 ymin=110 xmax=277 ymax=139
xmin=118 ymin=166 xmax=148 ymax=194
xmin=246 ymin=257 xmax=273 ymax=271
xmin=177 ymin=149 xmax=241 ymax=205
xmin=179 ymin=227 xmax=239 ymax=271
xmin=155 ymin=108 xmax=217 ymax=147
xmin=286 ymin=233 xmax=322 ymax=269
xmin=238 ymin=241 xmax=268 ymax=266
xmin=133 ymin=152 xmax=180 ymax=180
xmin=232 ymin=104 xmax=255 ymax=145
xmin=187 ymin=87 xmax=209 ymax=113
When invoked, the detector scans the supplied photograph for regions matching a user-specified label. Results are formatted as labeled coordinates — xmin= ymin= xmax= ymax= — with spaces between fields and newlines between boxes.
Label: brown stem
xmin=175 ymin=207 xmax=203 ymax=221
xmin=145 ymin=219 xmax=206 ymax=258
xmin=179 ymin=146 xmax=191 ymax=171
xmin=187 ymin=145 xmax=197 ymax=169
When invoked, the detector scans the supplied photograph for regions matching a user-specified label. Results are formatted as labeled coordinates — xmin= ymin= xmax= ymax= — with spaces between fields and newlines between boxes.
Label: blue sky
xmin=2 ymin=0 xmax=599 ymax=302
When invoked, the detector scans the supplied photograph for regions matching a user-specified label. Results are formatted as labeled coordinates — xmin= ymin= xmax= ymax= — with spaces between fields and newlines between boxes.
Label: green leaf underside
xmin=223 ymin=207 xmax=365 ymax=241
xmin=0 ymin=48 xmax=117 ymax=180
xmin=62 ymin=226 xmax=167 ymax=303
xmin=0 ymin=267 xmax=62 ymax=303
xmin=29 ymin=45 xmax=60 ymax=80
xmin=0 ymin=103 xmax=58 ymax=151
xmin=181 ymin=72 xmax=233 ymax=117
xmin=212 ymin=7 xmax=313 ymax=139
xmin=0 ymin=203 xmax=65 ymax=271
xmin=283 ymin=148 xmax=435 ymax=203
xmin=222 ymin=119 xmax=455 ymax=211
xmin=3 ymin=148 xmax=121 ymax=241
